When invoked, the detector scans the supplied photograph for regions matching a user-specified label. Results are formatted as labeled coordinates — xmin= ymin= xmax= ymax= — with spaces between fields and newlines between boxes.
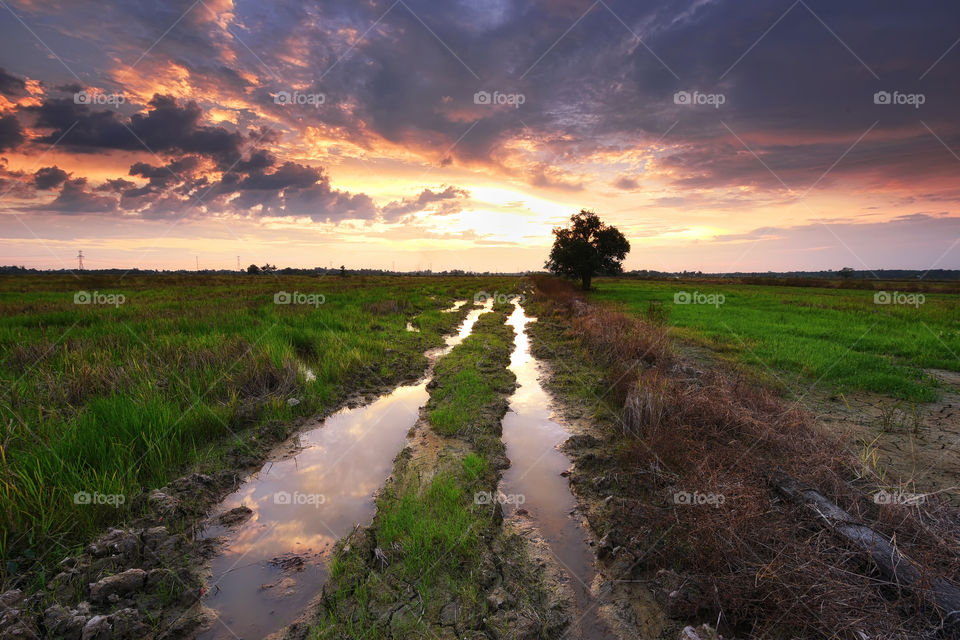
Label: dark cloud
xmin=3 ymin=0 xmax=960 ymax=222
xmin=26 ymin=94 xmax=244 ymax=167
xmin=0 ymin=115 xmax=24 ymax=152
xmin=129 ymin=156 xmax=202 ymax=187
xmin=0 ymin=158 xmax=30 ymax=198
xmin=282 ymin=181 xmax=378 ymax=222
xmin=381 ymin=186 xmax=470 ymax=221
xmin=236 ymin=161 xmax=321 ymax=191
xmin=55 ymin=83 xmax=85 ymax=95
xmin=96 ymin=177 xmax=136 ymax=193
xmin=0 ymin=68 xmax=26 ymax=97
xmin=103 ymin=148 xmax=383 ymax=221
xmin=42 ymin=178 xmax=119 ymax=214
xmin=129 ymin=95 xmax=243 ymax=165
xmin=34 ymin=166 xmax=69 ymax=190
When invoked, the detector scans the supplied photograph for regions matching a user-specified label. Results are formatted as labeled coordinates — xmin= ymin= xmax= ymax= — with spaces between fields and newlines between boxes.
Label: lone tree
xmin=545 ymin=210 xmax=630 ymax=290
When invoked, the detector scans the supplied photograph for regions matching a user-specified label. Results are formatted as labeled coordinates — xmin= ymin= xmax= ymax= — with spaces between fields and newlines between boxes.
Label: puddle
xmin=408 ymin=298 xmax=467 ymax=332
xmin=500 ymin=304 xmax=618 ymax=640
xmin=198 ymin=299 xmax=489 ymax=639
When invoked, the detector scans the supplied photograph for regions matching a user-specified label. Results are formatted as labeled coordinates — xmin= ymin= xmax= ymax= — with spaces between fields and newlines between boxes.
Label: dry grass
xmin=531 ymin=275 xmax=960 ymax=639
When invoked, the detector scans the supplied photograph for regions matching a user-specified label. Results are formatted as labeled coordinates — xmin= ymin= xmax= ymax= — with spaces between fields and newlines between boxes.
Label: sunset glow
xmin=1 ymin=0 xmax=959 ymax=272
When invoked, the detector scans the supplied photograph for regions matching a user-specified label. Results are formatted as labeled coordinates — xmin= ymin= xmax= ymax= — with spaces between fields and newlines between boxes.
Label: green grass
xmin=317 ymin=461 xmax=490 ymax=640
xmin=377 ymin=461 xmax=487 ymax=591
xmin=590 ymin=277 xmax=960 ymax=401
xmin=428 ymin=308 xmax=516 ymax=436
xmin=0 ymin=273 xmax=516 ymax=585
xmin=313 ymin=307 xmax=516 ymax=639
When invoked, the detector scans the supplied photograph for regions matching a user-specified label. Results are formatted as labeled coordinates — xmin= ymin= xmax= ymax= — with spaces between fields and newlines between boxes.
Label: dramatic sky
xmin=1 ymin=0 xmax=959 ymax=272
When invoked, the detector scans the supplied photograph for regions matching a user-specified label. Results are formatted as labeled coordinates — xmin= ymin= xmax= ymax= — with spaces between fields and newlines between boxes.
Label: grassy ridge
xmin=428 ymin=308 xmax=517 ymax=440
xmin=0 ymin=274 xmax=514 ymax=585
xmin=591 ymin=277 xmax=960 ymax=401
xmin=313 ymin=304 xmax=562 ymax=639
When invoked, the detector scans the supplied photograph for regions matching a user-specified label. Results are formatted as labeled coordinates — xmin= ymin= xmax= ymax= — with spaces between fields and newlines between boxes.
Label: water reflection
xmin=198 ymin=299 xmax=491 ymax=639
xmin=500 ymin=304 xmax=618 ymax=640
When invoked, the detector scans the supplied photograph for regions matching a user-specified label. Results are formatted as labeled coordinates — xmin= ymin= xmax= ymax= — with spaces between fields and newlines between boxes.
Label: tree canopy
xmin=545 ymin=210 xmax=630 ymax=289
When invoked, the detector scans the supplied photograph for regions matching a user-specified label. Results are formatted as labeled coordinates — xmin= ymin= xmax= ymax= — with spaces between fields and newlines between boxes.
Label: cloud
xmin=709 ymin=214 xmax=960 ymax=269
xmin=129 ymin=156 xmax=202 ymax=187
xmin=34 ymin=166 xmax=70 ymax=190
xmin=42 ymin=178 xmax=119 ymax=214
xmin=0 ymin=68 xmax=27 ymax=97
xmin=282 ymin=181 xmax=378 ymax=222
xmin=0 ymin=158 xmax=30 ymax=197
xmin=2 ymin=0 xmax=960 ymax=266
xmin=381 ymin=186 xmax=470 ymax=221
xmin=26 ymin=94 xmax=244 ymax=166
xmin=0 ymin=115 xmax=24 ymax=151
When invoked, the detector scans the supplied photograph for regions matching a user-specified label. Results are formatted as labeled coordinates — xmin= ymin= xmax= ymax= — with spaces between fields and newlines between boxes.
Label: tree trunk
xmin=771 ymin=470 xmax=960 ymax=631
xmin=580 ymin=272 xmax=592 ymax=290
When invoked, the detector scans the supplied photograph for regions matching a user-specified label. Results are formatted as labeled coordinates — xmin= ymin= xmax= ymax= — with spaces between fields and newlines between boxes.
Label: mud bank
xmin=524 ymin=280 xmax=960 ymax=640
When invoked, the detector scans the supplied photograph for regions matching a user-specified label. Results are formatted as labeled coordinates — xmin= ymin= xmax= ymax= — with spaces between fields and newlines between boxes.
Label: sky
xmin=1 ymin=0 xmax=959 ymax=273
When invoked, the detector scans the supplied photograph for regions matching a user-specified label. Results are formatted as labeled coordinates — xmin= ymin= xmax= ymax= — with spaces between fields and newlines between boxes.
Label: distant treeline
xmin=0 ymin=266 xmax=532 ymax=277
xmin=2 ymin=265 xmax=959 ymax=282
xmin=624 ymin=269 xmax=960 ymax=281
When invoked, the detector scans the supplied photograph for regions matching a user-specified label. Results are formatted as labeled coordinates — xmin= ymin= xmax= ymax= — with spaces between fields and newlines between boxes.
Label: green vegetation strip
xmin=312 ymin=304 xmax=563 ymax=639
xmin=0 ymin=274 xmax=517 ymax=584
xmin=591 ymin=277 xmax=960 ymax=401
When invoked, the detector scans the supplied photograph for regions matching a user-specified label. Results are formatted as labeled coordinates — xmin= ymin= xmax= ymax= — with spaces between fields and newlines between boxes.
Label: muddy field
xmin=1 ymin=275 xmax=958 ymax=640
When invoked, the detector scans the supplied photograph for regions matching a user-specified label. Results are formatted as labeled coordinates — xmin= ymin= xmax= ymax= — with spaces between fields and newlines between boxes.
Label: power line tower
xmin=77 ymin=250 xmax=84 ymax=270
xmin=237 ymin=256 xmax=241 ymax=271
